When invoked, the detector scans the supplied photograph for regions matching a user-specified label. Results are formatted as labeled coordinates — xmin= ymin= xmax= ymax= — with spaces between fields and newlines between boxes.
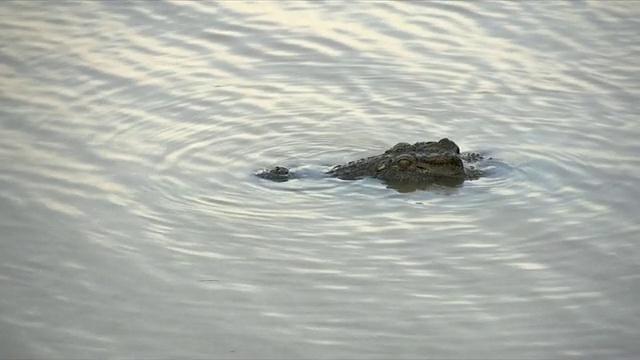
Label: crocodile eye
xmin=396 ymin=159 xmax=412 ymax=168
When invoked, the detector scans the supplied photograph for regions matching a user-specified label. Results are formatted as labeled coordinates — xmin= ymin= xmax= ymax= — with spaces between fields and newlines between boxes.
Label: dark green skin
xmin=256 ymin=138 xmax=482 ymax=186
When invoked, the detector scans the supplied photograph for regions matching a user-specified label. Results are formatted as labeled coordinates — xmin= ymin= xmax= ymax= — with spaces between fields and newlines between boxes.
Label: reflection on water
xmin=1 ymin=1 xmax=639 ymax=358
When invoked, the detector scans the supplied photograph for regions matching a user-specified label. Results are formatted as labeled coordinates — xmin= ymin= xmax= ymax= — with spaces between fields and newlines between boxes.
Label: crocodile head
xmin=328 ymin=138 xmax=475 ymax=185
xmin=256 ymin=138 xmax=482 ymax=189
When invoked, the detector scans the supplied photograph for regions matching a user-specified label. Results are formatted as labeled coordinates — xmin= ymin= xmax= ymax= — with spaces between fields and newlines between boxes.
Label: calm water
xmin=1 ymin=1 xmax=639 ymax=359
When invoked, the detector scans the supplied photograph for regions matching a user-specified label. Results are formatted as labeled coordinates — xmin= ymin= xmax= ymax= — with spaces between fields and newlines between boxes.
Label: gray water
xmin=1 ymin=1 xmax=639 ymax=359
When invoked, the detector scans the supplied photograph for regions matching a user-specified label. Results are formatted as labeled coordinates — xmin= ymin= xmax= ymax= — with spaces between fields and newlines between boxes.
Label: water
xmin=1 ymin=1 xmax=639 ymax=358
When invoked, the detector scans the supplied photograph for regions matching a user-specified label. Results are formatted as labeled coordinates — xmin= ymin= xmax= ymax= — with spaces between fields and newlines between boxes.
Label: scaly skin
xmin=256 ymin=138 xmax=482 ymax=185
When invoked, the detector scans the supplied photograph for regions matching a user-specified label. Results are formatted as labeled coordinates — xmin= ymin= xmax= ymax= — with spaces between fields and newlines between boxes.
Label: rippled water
xmin=1 ymin=1 xmax=639 ymax=358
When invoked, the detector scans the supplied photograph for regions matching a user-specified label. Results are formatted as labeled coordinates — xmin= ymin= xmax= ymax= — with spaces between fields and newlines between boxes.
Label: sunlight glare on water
xmin=0 ymin=1 xmax=639 ymax=358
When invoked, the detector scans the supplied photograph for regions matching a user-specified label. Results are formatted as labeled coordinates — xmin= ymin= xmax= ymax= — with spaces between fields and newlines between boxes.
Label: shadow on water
xmin=382 ymin=178 xmax=464 ymax=194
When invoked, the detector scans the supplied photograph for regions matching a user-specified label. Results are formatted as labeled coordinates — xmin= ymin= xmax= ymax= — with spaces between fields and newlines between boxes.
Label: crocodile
xmin=256 ymin=138 xmax=484 ymax=189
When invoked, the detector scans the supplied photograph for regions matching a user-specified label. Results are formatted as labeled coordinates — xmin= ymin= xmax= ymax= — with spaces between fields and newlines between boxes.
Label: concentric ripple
xmin=1 ymin=1 xmax=639 ymax=358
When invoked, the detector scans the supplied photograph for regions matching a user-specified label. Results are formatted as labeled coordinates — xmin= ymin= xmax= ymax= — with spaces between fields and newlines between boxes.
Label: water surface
xmin=1 ymin=1 xmax=639 ymax=358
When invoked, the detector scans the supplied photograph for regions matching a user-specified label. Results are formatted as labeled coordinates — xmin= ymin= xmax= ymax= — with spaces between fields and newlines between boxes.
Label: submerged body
xmin=256 ymin=138 xmax=483 ymax=188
